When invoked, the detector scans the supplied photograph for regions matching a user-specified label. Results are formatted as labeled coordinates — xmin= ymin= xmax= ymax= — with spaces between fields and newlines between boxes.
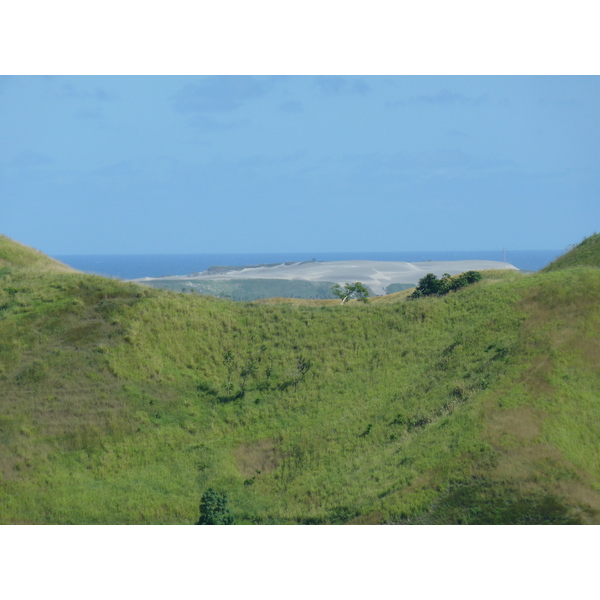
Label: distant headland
xmin=130 ymin=258 xmax=518 ymax=299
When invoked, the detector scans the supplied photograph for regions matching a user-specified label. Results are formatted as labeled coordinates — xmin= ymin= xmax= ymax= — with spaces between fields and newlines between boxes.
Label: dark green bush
xmin=410 ymin=271 xmax=482 ymax=299
xmin=196 ymin=488 xmax=235 ymax=525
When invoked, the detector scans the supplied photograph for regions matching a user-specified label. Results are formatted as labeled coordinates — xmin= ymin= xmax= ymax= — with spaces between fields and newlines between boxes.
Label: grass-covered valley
xmin=1 ymin=233 xmax=599 ymax=524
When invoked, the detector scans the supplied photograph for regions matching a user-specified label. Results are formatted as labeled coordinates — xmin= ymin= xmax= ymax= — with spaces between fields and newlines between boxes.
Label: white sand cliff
xmin=131 ymin=259 xmax=518 ymax=295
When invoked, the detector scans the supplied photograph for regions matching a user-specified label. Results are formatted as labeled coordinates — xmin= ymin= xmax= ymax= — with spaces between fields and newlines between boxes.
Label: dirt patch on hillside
xmin=486 ymin=406 xmax=545 ymax=448
xmin=235 ymin=439 xmax=282 ymax=478
xmin=347 ymin=511 xmax=383 ymax=525
xmin=575 ymin=336 xmax=600 ymax=368
xmin=519 ymin=355 xmax=555 ymax=398
xmin=483 ymin=402 xmax=600 ymax=523
xmin=554 ymin=480 xmax=600 ymax=523
xmin=483 ymin=404 xmax=557 ymax=479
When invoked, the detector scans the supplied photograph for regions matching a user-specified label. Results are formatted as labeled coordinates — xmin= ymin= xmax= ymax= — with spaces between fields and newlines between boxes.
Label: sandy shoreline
xmin=131 ymin=259 xmax=518 ymax=295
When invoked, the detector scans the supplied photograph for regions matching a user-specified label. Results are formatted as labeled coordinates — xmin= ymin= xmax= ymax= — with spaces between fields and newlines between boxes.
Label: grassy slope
xmin=1 ymin=234 xmax=599 ymax=524
xmin=542 ymin=232 xmax=600 ymax=272
xmin=0 ymin=235 xmax=77 ymax=274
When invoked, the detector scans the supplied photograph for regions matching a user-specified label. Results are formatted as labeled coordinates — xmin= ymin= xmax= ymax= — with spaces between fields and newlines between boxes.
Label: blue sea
xmin=52 ymin=250 xmax=564 ymax=280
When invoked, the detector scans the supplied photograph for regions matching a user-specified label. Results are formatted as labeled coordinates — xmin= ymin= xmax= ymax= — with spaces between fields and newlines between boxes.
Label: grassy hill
xmin=0 ymin=235 xmax=77 ymax=274
xmin=542 ymin=232 xmax=600 ymax=272
xmin=1 ymin=234 xmax=599 ymax=524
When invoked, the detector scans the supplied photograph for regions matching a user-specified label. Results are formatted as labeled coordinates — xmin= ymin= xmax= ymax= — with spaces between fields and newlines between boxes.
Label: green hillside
xmin=542 ymin=232 xmax=600 ymax=272
xmin=1 ymin=235 xmax=599 ymax=524
xmin=0 ymin=235 xmax=77 ymax=274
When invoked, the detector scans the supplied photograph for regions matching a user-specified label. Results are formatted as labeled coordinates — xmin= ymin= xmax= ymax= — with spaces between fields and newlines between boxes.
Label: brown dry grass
xmin=234 ymin=438 xmax=282 ymax=478
xmin=519 ymin=355 xmax=555 ymax=398
xmin=478 ymin=275 xmax=600 ymax=522
xmin=485 ymin=406 xmax=544 ymax=447
xmin=480 ymin=401 xmax=600 ymax=522
xmin=575 ymin=336 xmax=600 ymax=368
xmin=553 ymin=480 xmax=600 ymax=522
xmin=347 ymin=511 xmax=383 ymax=525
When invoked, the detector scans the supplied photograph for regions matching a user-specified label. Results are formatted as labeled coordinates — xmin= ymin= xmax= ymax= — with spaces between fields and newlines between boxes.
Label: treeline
xmin=409 ymin=271 xmax=483 ymax=299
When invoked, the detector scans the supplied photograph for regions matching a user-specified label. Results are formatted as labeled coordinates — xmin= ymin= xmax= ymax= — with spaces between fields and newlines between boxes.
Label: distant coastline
xmin=53 ymin=250 xmax=562 ymax=280
xmin=131 ymin=259 xmax=519 ymax=297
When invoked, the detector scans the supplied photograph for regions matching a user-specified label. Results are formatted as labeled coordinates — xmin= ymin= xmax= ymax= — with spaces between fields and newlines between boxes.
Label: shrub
xmin=197 ymin=488 xmax=235 ymax=525
xmin=410 ymin=271 xmax=482 ymax=299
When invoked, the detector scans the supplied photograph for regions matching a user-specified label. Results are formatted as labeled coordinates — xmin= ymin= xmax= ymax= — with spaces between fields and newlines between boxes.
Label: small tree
xmin=197 ymin=488 xmax=234 ymax=525
xmin=331 ymin=282 xmax=370 ymax=304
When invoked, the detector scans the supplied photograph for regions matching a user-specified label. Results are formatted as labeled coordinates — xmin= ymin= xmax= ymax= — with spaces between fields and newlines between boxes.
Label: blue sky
xmin=2 ymin=75 xmax=599 ymax=254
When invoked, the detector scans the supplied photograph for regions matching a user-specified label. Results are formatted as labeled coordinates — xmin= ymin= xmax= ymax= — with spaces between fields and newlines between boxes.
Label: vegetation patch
xmin=402 ymin=479 xmax=582 ymax=524
xmin=1 ymin=234 xmax=599 ymax=524
xmin=409 ymin=270 xmax=482 ymax=299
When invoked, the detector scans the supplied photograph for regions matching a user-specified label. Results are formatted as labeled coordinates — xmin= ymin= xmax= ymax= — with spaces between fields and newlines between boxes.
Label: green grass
xmin=1 ymin=235 xmax=600 ymax=524
xmin=384 ymin=283 xmax=415 ymax=294
xmin=0 ymin=234 xmax=76 ymax=274
xmin=542 ymin=232 xmax=600 ymax=272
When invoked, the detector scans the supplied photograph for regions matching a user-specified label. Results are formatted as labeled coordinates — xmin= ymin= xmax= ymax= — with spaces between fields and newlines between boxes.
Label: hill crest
xmin=0 ymin=235 xmax=77 ymax=273
xmin=542 ymin=232 xmax=600 ymax=272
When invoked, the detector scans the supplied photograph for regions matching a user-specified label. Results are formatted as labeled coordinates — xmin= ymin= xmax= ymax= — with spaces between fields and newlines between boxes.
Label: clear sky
xmin=2 ymin=75 xmax=599 ymax=255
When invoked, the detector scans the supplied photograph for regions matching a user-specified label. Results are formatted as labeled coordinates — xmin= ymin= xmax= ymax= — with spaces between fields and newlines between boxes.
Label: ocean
xmin=52 ymin=250 xmax=564 ymax=280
